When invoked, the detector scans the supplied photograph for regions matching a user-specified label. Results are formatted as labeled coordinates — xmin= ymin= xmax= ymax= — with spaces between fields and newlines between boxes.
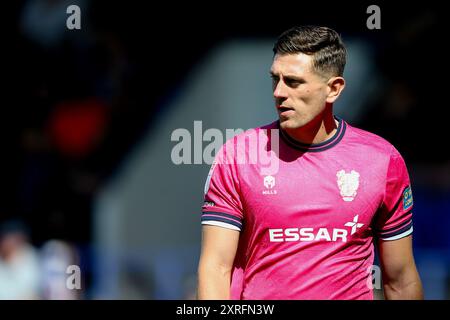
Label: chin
xmin=279 ymin=118 xmax=304 ymax=130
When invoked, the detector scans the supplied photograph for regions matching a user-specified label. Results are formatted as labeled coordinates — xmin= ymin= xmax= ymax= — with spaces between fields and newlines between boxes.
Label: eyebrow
xmin=269 ymin=71 xmax=304 ymax=81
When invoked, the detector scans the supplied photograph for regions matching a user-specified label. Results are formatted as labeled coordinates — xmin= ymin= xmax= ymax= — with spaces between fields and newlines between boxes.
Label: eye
xmin=284 ymin=78 xmax=303 ymax=88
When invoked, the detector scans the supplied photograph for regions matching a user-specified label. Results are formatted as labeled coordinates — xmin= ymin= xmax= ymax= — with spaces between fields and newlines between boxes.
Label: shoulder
xmin=215 ymin=121 xmax=278 ymax=163
xmin=222 ymin=120 xmax=278 ymax=146
xmin=344 ymin=121 xmax=400 ymax=158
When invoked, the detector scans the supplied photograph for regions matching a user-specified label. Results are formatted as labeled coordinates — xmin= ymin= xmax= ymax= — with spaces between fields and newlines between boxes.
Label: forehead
xmin=270 ymin=53 xmax=314 ymax=76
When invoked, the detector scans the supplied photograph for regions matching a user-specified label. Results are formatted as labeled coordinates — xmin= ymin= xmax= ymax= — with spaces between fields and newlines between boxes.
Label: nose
xmin=273 ymin=79 xmax=288 ymax=100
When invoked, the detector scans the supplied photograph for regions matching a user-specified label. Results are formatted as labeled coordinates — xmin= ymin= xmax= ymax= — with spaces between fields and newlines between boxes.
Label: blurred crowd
xmin=5 ymin=0 xmax=150 ymax=297
xmin=0 ymin=220 xmax=80 ymax=299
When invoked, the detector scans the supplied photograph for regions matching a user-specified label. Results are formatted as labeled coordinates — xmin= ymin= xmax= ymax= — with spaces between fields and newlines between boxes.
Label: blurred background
xmin=3 ymin=0 xmax=448 ymax=299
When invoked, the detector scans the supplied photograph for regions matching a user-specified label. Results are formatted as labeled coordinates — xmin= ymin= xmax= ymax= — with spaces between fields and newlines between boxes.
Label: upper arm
xmin=374 ymin=149 xmax=423 ymax=299
xmin=198 ymin=225 xmax=240 ymax=272
xmin=377 ymin=235 xmax=423 ymax=299
xmin=200 ymin=140 xmax=243 ymax=269
xmin=377 ymin=235 xmax=416 ymax=282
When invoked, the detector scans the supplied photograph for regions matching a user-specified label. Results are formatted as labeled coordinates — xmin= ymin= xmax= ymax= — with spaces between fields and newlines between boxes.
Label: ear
xmin=326 ymin=76 xmax=345 ymax=104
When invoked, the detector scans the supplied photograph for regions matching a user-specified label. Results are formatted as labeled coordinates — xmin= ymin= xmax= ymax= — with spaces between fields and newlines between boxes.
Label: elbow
xmin=197 ymin=261 xmax=233 ymax=300
xmin=198 ymin=260 xmax=233 ymax=279
xmin=383 ymin=272 xmax=424 ymax=300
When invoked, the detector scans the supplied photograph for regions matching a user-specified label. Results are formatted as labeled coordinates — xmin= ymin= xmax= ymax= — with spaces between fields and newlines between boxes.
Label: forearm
xmin=197 ymin=263 xmax=232 ymax=300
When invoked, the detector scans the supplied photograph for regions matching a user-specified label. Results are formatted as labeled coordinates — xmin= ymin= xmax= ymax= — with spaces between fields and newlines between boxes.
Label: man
xmin=197 ymin=26 xmax=423 ymax=299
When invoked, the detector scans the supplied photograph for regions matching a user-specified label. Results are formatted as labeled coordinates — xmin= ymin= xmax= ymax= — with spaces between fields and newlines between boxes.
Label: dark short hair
xmin=273 ymin=26 xmax=347 ymax=77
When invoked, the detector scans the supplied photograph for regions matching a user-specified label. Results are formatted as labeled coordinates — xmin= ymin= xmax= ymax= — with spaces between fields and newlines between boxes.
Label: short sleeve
xmin=201 ymin=141 xmax=244 ymax=231
xmin=373 ymin=147 xmax=414 ymax=241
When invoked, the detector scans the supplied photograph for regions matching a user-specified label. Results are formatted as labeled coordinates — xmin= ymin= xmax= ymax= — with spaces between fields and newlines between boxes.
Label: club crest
xmin=336 ymin=170 xmax=360 ymax=202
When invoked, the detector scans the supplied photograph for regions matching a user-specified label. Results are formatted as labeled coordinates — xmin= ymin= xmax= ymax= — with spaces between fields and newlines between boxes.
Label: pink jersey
xmin=202 ymin=117 xmax=413 ymax=300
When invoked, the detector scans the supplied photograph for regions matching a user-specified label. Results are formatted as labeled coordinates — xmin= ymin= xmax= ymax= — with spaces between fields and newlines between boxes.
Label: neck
xmin=284 ymin=110 xmax=338 ymax=145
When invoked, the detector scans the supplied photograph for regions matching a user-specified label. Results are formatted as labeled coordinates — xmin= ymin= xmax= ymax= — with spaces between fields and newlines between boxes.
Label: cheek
xmin=292 ymin=86 xmax=325 ymax=105
xmin=296 ymin=89 xmax=317 ymax=104
xmin=309 ymin=87 xmax=328 ymax=103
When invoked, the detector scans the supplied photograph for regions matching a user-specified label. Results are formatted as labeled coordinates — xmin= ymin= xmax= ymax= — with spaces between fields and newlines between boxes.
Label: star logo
xmin=345 ymin=215 xmax=364 ymax=235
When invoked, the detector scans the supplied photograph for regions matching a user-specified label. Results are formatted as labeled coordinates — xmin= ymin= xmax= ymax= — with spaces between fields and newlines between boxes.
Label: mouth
xmin=277 ymin=105 xmax=295 ymax=115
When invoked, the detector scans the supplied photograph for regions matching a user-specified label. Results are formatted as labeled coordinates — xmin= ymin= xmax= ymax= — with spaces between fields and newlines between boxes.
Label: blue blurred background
xmin=2 ymin=0 xmax=448 ymax=299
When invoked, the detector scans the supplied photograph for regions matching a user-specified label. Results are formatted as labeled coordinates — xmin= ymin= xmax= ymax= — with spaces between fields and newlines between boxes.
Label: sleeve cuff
xmin=201 ymin=211 xmax=243 ymax=231
xmin=379 ymin=225 xmax=413 ymax=241
xmin=201 ymin=220 xmax=241 ymax=231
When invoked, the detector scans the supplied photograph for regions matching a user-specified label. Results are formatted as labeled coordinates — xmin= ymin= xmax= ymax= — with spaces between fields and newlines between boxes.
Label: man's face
xmin=270 ymin=53 xmax=330 ymax=130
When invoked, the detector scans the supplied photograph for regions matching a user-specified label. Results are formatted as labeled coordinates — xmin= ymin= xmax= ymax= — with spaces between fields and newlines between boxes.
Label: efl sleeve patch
xmin=403 ymin=186 xmax=413 ymax=210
